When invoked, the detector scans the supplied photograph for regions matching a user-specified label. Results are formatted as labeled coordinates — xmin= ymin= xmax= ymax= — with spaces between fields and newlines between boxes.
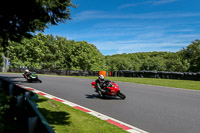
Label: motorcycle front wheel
xmin=117 ymin=92 xmax=126 ymax=99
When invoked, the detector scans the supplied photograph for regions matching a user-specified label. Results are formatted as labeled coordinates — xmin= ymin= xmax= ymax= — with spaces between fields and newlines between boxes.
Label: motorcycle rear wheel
xmin=117 ymin=92 xmax=126 ymax=99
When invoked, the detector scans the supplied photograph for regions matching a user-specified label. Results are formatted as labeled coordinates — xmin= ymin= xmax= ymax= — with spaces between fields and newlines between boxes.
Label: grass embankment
xmin=36 ymin=95 xmax=127 ymax=133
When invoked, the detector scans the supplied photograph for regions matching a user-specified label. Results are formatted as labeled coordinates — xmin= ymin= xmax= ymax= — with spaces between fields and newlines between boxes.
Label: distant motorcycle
xmin=23 ymin=72 xmax=42 ymax=83
xmin=91 ymin=80 xmax=126 ymax=99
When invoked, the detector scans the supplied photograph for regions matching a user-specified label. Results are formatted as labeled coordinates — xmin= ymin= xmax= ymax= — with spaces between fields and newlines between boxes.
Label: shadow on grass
xmin=35 ymin=98 xmax=48 ymax=103
xmin=35 ymin=97 xmax=71 ymax=130
xmin=38 ymin=108 xmax=71 ymax=129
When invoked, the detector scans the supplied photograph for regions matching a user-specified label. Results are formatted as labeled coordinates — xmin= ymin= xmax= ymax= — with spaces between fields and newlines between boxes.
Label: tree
xmin=165 ymin=53 xmax=190 ymax=72
xmin=180 ymin=39 xmax=200 ymax=72
xmin=140 ymin=57 xmax=166 ymax=71
xmin=7 ymin=33 xmax=107 ymax=71
xmin=105 ymin=57 xmax=133 ymax=71
xmin=0 ymin=0 xmax=76 ymax=48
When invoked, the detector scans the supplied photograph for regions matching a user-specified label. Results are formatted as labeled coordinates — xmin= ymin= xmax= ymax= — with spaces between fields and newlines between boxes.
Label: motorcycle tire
xmin=117 ymin=92 xmax=126 ymax=99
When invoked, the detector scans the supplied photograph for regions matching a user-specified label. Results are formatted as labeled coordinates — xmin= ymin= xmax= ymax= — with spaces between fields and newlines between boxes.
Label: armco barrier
xmin=0 ymin=77 xmax=54 ymax=133
xmin=118 ymin=70 xmax=123 ymax=77
xmin=118 ymin=70 xmax=133 ymax=77
xmin=183 ymin=72 xmax=197 ymax=80
xmin=93 ymin=71 xmax=99 ymax=76
xmin=135 ymin=71 xmax=144 ymax=78
xmin=143 ymin=71 xmax=158 ymax=78
xmin=7 ymin=68 xmax=200 ymax=81
xmin=114 ymin=70 xmax=200 ymax=81
xmin=197 ymin=72 xmax=200 ymax=80
xmin=162 ymin=71 xmax=170 ymax=79
xmin=170 ymin=72 xmax=184 ymax=79
xmin=109 ymin=71 xmax=118 ymax=77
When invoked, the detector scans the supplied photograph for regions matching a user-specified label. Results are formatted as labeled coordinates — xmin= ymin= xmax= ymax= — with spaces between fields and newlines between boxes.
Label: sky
xmin=44 ymin=0 xmax=200 ymax=55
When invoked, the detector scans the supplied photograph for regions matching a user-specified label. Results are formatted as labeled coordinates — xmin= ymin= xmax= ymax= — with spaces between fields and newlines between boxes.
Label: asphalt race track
xmin=1 ymin=73 xmax=200 ymax=133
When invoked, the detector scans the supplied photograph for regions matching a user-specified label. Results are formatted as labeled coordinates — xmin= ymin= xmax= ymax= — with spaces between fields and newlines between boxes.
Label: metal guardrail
xmin=8 ymin=68 xmax=100 ymax=76
xmin=0 ymin=77 xmax=54 ymax=133
xmin=6 ymin=68 xmax=200 ymax=80
xmin=111 ymin=70 xmax=200 ymax=81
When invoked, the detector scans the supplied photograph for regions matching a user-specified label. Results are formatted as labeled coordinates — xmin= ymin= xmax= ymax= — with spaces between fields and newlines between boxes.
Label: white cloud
xmin=91 ymin=39 xmax=188 ymax=50
xmin=152 ymin=0 xmax=177 ymax=5
xmin=118 ymin=0 xmax=177 ymax=9
xmin=118 ymin=3 xmax=138 ymax=9
xmin=91 ymin=40 xmax=189 ymax=55
xmin=73 ymin=11 xmax=200 ymax=21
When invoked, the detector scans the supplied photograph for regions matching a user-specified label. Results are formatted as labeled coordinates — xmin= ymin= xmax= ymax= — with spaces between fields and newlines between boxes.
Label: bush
xmin=0 ymin=91 xmax=27 ymax=132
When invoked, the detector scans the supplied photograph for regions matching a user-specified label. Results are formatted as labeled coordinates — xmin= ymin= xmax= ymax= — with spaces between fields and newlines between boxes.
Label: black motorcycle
xmin=23 ymin=72 xmax=42 ymax=83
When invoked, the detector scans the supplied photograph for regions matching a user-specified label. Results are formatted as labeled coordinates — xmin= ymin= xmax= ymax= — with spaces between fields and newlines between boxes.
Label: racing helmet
xmin=99 ymin=74 xmax=104 ymax=80
xmin=25 ymin=69 xmax=29 ymax=73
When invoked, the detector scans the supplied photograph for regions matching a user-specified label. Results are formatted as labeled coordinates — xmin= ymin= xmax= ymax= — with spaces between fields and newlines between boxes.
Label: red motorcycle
xmin=91 ymin=80 xmax=126 ymax=99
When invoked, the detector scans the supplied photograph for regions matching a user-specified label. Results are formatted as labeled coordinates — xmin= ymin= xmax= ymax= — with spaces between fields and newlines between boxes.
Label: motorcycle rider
xmin=95 ymin=74 xmax=108 ymax=97
xmin=24 ymin=69 xmax=31 ymax=77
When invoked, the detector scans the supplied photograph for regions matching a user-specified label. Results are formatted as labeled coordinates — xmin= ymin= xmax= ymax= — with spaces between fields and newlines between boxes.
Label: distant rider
xmin=24 ymin=69 xmax=31 ymax=77
xmin=95 ymin=74 xmax=109 ymax=97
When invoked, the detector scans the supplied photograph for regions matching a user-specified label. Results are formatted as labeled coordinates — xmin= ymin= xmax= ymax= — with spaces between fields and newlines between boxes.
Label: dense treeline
xmin=2 ymin=33 xmax=106 ymax=71
xmin=1 ymin=33 xmax=200 ymax=72
xmin=105 ymin=39 xmax=200 ymax=72
xmin=105 ymin=51 xmax=189 ymax=72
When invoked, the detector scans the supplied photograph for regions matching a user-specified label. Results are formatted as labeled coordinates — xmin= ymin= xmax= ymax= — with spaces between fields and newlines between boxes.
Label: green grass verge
xmin=36 ymin=95 xmax=127 ymax=133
